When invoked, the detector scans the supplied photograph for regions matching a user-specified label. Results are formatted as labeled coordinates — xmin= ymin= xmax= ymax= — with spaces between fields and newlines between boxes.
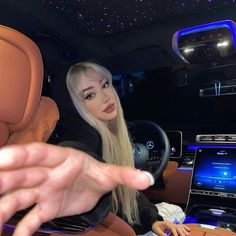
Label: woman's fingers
xmin=176 ymin=224 xmax=191 ymax=235
xmin=0 ymin=188 xmax=38 ymax=224
xmin=0 ymin=143 xmax=154 ymax=192
xmin=153 ymin=226 xmax=166 ymax=236
xmin=152 ymin=221 xmax=190 ymax=236
xmin=0 ymin=143 xmax=76 ymax=169
xmin=12 ymin=205 xmax=51 ymax=236
xmin=94 ymin=163 xmax=155 ymax=191
xmin=122 ymin=169 xmax=155 ymax=189
xmin=0 ymin=168 xmax=47 ymax=193
xmin=183 ymin=224 xmax=191 ymax=231
xmin=166 ymin=222 xmax=190 ymax=236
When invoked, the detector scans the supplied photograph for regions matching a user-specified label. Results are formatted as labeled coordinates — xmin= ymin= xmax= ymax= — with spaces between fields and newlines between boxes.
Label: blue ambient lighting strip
xmin=187 ymin=145 xmax=236 ymax=151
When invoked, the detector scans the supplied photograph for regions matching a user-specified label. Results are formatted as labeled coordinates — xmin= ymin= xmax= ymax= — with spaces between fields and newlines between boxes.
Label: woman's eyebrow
xmin=99 ymin=78 xmax=106 ymax=84
xmin=82 ymin=78 xmax=105 ymax=92
xmin=82 ymin=86 xmax=94 ymax=92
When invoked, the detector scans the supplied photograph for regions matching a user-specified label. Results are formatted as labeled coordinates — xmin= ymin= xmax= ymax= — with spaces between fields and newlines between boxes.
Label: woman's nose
xmin=102 ymin=92 xmax=110 ymax=103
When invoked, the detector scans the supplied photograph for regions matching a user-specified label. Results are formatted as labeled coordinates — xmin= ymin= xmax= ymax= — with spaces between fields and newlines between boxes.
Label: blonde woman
xmin=65 ymin=62 xmax=190 ymax=236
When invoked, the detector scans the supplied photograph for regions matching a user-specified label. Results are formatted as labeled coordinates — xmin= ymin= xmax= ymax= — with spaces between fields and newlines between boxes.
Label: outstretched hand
xmin=0 ymin=142 xmax=154 ymax=236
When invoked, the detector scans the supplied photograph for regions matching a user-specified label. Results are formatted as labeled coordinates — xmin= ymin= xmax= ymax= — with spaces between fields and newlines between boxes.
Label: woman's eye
xmin=84 ymin=93 xmax=95 ymax=100
xmin=103 ymin=81 xmax=110 ymax=88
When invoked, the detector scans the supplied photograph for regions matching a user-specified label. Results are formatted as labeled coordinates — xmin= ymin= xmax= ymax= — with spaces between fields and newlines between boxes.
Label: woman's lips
xmin=103 ymin=103 xmax=115 ymax=113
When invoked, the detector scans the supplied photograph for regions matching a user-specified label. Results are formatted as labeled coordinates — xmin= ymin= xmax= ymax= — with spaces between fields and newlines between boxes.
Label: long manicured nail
xmin=0 ymin=149 xmax=14 ymax=166
xmin=141 ymin=171 xmax=155 ymax=186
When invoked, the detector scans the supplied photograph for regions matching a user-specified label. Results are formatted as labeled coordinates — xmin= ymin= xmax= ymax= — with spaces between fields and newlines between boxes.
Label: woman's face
xmin=78 ymin=68 xmax=118 ymax=125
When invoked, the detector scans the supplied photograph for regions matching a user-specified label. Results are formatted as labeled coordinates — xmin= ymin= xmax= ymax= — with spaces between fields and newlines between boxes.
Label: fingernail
xmin=0 ymin=149 xmax=14 ymax=166
xmin=141 ymin=171 xmax=155 ymax=186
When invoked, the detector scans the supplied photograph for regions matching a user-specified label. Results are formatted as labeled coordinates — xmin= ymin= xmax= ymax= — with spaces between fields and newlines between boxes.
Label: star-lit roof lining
xmin=42 ymin=0 xmax=236 ymax=36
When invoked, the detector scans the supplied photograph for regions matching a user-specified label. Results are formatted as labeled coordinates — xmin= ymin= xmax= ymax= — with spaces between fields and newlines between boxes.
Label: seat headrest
xmin=0 ymin=25 xmax=43 ymax=146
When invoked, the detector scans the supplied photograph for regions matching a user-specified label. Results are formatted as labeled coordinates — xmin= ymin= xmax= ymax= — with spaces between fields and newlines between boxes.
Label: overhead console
xmin=172 ymin=19 xmax=236 ymax=64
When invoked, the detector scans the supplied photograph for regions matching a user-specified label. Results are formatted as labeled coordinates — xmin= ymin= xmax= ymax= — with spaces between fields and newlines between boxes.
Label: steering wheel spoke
xmin=129 ymin=120 xmax=171 ymax=181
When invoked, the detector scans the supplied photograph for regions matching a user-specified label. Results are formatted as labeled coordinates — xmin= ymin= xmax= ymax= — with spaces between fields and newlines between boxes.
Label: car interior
xmin=1 ymin=0 xmax=236 ymax=235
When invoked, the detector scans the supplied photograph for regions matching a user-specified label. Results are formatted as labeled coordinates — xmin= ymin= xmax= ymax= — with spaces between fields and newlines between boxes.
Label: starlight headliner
xmin=41 ymin=0 xmax=236 ymax=36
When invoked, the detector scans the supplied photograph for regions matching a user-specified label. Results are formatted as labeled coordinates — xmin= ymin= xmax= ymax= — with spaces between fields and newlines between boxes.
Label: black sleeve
xmin=133 ymin=192 xmax=163 ymax=234
xmin=61 ymin=118 xmax=103 ymax=158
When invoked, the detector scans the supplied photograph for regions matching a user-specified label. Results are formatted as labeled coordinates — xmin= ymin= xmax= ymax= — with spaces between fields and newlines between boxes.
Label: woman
xmin=65 ymin=61 xmax=190 ymax=236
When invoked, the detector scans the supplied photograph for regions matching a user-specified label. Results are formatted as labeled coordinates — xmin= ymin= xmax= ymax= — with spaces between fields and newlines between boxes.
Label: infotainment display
xmin=191 ymin=148 xmax=236 ymax=196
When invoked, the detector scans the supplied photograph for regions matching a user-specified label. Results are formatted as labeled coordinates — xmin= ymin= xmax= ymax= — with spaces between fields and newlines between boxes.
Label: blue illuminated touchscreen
xmin=192 ymin=148 xmax=236 ymax=194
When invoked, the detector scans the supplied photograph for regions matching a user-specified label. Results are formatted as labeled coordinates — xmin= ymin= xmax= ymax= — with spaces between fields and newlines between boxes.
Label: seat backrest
xmin=0 ymin=25 xmax=135 ymax=236
xmin=0 ymin=25 xmax=59 ymax=146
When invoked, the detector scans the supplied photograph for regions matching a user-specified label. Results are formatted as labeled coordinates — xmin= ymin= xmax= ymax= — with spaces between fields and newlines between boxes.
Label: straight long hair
xmin=66 ymin=62 xmax=140 ymax=225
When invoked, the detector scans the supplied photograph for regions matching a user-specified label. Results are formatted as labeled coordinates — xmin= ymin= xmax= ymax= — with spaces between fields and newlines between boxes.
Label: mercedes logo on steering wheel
xmin=146 ymin=140 xmax=155 ymax=150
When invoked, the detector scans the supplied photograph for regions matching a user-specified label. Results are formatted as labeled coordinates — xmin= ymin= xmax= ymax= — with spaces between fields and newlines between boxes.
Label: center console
xmin=184 ymin=147 xmax=236 ymax=233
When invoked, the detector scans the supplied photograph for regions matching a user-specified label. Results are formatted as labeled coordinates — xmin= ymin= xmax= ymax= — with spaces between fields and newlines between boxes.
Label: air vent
xmin=199 ymin=85 xmax=236 ymax=97
xmin=196 ymin=134 xmax=236 ymax=143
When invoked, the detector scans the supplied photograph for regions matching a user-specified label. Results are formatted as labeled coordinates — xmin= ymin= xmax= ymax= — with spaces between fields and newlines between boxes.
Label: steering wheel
xmin=128 ymin=120 xmax=170 ymax=180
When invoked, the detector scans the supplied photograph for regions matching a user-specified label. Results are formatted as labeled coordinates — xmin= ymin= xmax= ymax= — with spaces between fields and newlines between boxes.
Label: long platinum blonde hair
xmin=66 ymin=62 xmax=140 ymax=225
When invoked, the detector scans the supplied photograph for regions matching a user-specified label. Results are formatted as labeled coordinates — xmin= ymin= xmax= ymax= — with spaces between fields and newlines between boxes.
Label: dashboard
xmin=132 ymin=128 xmax=236 ymax=171
xmin=142 ymin=129 xmax=236 ymax=206
xmin=179 ymin=133 xmax=236 ymax=171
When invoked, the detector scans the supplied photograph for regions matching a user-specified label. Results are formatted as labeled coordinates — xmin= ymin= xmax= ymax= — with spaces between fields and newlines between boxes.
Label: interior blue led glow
xmin=172 ymin=19 xmax=236 ymax=63
xmin=175 ymin=20 xmax=236 ymax=43
xmin=187 ymin=145 xmax=236 ymax=151
xmin=179 ymin=20 xmax=235 ymax=36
